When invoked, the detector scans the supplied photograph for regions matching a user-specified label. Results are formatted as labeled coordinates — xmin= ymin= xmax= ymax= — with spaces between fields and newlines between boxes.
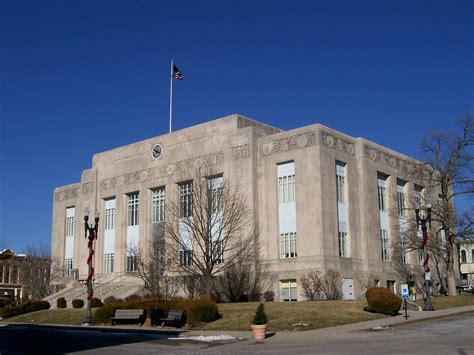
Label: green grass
xmin=2 ymin=295 xmax=473 ymax=331
xmin=415 ymin=295 xmax=474 ymax=310
xmin=0 ymin=308 xmax=87 ymax=325
xmin=198 ymin=301 xmax=388 ymax=331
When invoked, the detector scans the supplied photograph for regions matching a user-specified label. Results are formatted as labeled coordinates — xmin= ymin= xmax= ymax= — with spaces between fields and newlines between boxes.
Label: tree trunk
xmin=447 ymin=254 xmax=458 ymax=296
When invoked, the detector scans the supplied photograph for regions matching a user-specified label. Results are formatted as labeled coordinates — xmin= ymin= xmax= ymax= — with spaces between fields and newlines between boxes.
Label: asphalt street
xmin=0 ymin=312 xmax=473 ymax=354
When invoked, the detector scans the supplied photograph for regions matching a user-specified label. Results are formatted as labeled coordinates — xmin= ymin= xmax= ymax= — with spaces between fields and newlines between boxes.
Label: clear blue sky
xmin=0 ymin=1 xmax=472 ymax=253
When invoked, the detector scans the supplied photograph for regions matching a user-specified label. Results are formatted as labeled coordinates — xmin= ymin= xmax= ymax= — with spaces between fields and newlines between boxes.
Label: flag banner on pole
xmin=173 ymin=64 xmax=184 ymax=80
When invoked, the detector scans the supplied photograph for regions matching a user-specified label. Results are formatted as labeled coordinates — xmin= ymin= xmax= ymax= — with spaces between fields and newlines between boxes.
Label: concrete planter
xmin=251 ymin=324 xmax=267 ymax=341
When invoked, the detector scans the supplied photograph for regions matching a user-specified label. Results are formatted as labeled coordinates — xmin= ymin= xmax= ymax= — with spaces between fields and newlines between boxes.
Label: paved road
xmin=1 ymin=313 xmax=473 ymax=354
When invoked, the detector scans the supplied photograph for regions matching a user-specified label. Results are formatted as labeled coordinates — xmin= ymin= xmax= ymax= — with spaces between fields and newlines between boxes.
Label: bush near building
xmin=72 ymin=299 xmax=84 ymax=309
xmin=56 ymin=297 xmax=67 ymax=308
xmin=0 ymin=300 xmax=50 ymax=319
xmin=91 ymin=297 xmax=103 ymax=308
xmin=365 ymin=287 xmax=402 ymax=316
xmin=93 ymin=298 xmax=219 ymax=326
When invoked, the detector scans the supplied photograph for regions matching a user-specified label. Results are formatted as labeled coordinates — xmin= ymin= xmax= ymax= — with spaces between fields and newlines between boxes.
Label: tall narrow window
xmin=336 ymin=162 xmax=346 ymax=203
xmin=414 ymin=185 xmax=423 ymax=207
xmin=397 ymin=180 xmax=406 ymax=217
xmin=280 ymin=232 xmax=297 ymax=259
xmin=105 ymin=204 xmax=115 ymax=230
xmin=65 ymin=207 xmax=75 ymax=277
xmin=179 ymin=182 xmax=193 ymax=218
xmin=338 ymin=222 xmax=347 ymax=257
xmin=377 ymin=175 xmax=387 ymax=211
xmin=400 ymin=231 xmax=408 ymax=264
xmin=461 ymin=250 xmax=467 ymax=263
xmin=152 ymin=187 xmax=166 ymax=223
xmin=381 ymin=229 xmax=389 ymax=261
xmin=127 ymin=192 xmax=139 ymax=226
xmin=180 ymin=250 xmax=193 ymax=267
xmin=127 ymin=255 xmax=138 ymax=271
xmin=278 ymin=171 xmax=295 ymax=203
xmin=66 ymin=214 xmax=74 ymax=238
xmin=104 ymin=253 xmax=114 ymax=274
xmin=65 ymin=258 xmax=73 ymax=277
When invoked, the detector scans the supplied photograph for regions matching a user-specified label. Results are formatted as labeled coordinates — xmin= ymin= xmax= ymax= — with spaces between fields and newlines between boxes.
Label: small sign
xmin=425 ymin=272 xmax=431 ymax=281
xmin=401 ymin=283 xmax=409 ymax=298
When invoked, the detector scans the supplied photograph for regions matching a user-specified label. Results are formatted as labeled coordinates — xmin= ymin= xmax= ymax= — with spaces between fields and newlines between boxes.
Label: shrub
xmin=0 ymin=301 xmax=50 ymax=319
xmin=263 ymin=291 xmax=275 ymax=302
xmin=91 ymin=297 xmax=103 ymax=308
xmin=125 ymin=294 xmax=142 ymax=302
xmin=251 ymin=303 xmax=268 ymax=325
xmin=184 ymin=299 xmax=220 ymax=324
xmin=0 ymin=297 xmax=15 ymax=308
xmin=238 ymin=294 xmax=249 ymax=303
xmin=365 ymin=287 xmax=402 ymax=316
xmin=103 ymin=296 xmax=116 ymax=305
xmin=72 ymin=299 xmax=84 ymax=309
xmin=57 ymin=297 xmax=67 ymax=309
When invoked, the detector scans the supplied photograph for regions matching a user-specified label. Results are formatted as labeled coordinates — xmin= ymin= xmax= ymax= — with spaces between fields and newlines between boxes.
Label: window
xmin=213 ymin=240 xmax=224 ymax=264
xmin=208 ymin=176 xmax=224 ymax=211
xmin=387 ymin=280 xmax=396 ymax=294
xmin=152 ymin=187 xmax=166 ymax=223
xmin=180 ymin=249 xmax=193 ymax=266
xmin=281 ymin=279 xmax=298 ymax=301
xmin=338 ymin=231 xmax=347 ymax=257
xmin=126 ymin=255 xmax=138 ymax=272
xmin=66 ymin=214 xmax=74 ymax=237
xmin=65 ymin=258 xmax=73 ymax=277
xmin=278 ymin=167 xmax=295 ymax=204
xmin=414 ymin=185 xmax=423 ymax=207
xmin=336 ymin=162 xmax=346 ymax=203
xmin=400 ymin=232 xmax=408 ymax=264
xmin=104 ymin=253 xmax=114 ymax=274
xmin=381 ymin=229 xmax=389 ymax=261
xmin=105 ymin=205 xmax=116 ymax=230
xmin=280 ymin=232 xmax=297 ymax=259
xmin=179 ymin=182 xmax=193 ymax=218
xmin=461 ymin=250 xmax=467 ymax=263
xmin=377 ymin=175 xmax=387 ymax=212
xmin=397 ymin=180 xmax=406 ymax=217
xmin=127 ymin=192 xmax=139 ymax=226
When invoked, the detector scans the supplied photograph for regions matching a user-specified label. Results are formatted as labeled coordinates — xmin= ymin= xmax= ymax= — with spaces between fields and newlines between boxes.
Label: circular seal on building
xmin=370 ymin=149 xmax=378 ymax=161
xmin=140 ymin=171 xmax=148 ymax=181
xmin=262 ymin=143 xmax=273 ymax=156
xmin=326 ymin=135 xmax=335 ymax=148
xmin=347 ymin=143 xmax=355 ymax=156
xmin=166 ymin=164 xmax=175 ymax=175
xmin=297 ymin=134 xmax=309 ymax=148
xmin=151 ymin=143 xmax=163 ymax=160
xmin=117 ymin=176 xmax=125 ymax=186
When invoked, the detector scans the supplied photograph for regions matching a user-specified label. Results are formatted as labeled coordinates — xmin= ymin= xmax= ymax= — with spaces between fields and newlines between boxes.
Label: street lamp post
xmin=83 ymin=207 xmax=99 ymax=325
xmin=415 ymin=202 xmax=434 ymax=311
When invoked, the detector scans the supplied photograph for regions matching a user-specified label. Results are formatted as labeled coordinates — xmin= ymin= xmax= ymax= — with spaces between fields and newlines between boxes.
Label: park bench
xmin=158 ymin=309 xmax=187 ymax=327
xmin=111 ymin=309 xmax=146 ymax=326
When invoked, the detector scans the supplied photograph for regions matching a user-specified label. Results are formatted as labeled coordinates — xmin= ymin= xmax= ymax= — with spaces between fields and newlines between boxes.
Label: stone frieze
xmin=261 ymin=131 xmax=317 ymax=156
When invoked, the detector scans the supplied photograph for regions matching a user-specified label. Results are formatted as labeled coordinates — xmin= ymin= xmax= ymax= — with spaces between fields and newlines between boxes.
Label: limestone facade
xmin=51 ymin=114 xmax=440 ymax=300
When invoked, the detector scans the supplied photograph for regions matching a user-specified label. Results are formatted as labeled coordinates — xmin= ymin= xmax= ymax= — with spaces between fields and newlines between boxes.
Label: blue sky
xmin=1 ymin=0 xmax=472 ymax=253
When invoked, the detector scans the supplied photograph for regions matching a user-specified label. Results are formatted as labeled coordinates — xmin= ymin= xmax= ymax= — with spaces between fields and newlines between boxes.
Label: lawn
xmin=415 ymin=295 xmax=474 ymax=310
xmin=2 ymin=295 xmax=473 ymax=331
xmin=199 ymin=301 xmax=388 ymax=331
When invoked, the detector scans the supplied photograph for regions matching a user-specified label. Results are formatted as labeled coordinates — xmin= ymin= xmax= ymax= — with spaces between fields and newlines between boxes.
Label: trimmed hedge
xmin=0 ymin=301 xmax=50 ymax=319
xmin=57 ymin=297 xmax=67 ymax=308
xmin=91 ymin=297 xmax=103 ymax=308
xmin=93 ymin=298 xmax=219 ymax=326
xmin=72 ymin=299 xmax=84 ymax=308
xmin=365 ymin=287 xmax=402 ymax=316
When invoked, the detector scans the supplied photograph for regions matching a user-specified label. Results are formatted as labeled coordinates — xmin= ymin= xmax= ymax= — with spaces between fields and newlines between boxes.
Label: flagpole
xmin=169 ymin=59 xmax=173 ymax=133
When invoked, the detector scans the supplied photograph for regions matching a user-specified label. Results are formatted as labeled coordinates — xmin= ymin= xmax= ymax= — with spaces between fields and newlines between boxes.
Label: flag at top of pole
xmin=169 ymin=59 xmax=184 ymax=133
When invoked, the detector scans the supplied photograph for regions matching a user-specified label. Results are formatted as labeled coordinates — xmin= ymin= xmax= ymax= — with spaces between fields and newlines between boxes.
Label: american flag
xmin=173 ymin=64 xmax=184 ymax=80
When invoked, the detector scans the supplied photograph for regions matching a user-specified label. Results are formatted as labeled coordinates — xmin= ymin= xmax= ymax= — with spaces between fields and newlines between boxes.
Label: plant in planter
xmin=250 ymin=303 xmax=268 ymax=341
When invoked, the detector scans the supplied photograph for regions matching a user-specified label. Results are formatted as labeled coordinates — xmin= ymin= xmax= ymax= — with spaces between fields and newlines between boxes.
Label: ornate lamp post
xmin=83 ymin=207 xmax=99 ymax=325
xmin=415 ymin=202 xmax=434 ymax=311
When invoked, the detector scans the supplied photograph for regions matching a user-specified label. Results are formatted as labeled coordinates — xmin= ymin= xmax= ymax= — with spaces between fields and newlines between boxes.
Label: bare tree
xmin=301 ymin=270 xmax=342 ymax=300
xmin=164 ymin=168 xmax=256 ymax=299
xmin=132 ymin=228 xmax=180 ymax=300
xmin=411 ymin=113 xmax=474 ymax=295
xmin=21 ymin=243 xmax=61 ymax=300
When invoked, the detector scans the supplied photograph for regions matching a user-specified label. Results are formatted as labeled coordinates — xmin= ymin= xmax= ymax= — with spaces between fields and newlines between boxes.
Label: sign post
xmin=401 ymin=283 xmax=409 ymax=320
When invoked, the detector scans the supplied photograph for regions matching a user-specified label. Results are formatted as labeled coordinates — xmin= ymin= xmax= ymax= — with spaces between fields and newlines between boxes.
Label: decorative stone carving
xmin=55 ymin=187 xmax=80 ymax=202
xmin=81 ymin=182 xmax=95 ymax=195
xmin=321 ymin=131 xmax=355 ymax=156
xmin=364 ymin=144 xmax=414 ymax=171
xmin=261 ymin=131 xmax=317 ymax=156
xmin=231 ymin=144 xmax=251 ymax=161
xmin=100 ymin=151 xmax=225 ymax=191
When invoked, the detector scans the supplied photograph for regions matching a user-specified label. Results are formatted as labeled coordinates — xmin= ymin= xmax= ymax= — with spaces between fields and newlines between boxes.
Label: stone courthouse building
xmin=51 ymin=114 xmax=438 ymax=301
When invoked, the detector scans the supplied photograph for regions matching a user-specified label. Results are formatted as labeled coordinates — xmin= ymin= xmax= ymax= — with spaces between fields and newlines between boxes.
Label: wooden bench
xmin=111 ymin=309 xmax=146 ymax=326
xmin=158 ymin=309 xmax=187 ymax=327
